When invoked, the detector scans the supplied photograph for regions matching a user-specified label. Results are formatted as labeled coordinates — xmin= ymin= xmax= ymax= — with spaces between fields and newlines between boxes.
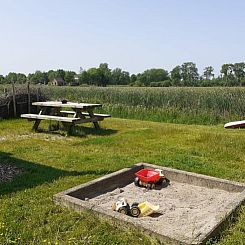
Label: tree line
xmin=1 ymin=62 xmax=245 ymax=87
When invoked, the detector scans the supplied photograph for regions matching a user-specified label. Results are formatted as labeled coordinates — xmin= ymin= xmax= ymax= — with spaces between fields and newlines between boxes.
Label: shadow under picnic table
xmin=34 ymin=122 xmax=118 ymax=137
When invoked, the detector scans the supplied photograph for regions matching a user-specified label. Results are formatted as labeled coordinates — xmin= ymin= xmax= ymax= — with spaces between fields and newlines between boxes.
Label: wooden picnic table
xmin=21 ymin=101 xmax=110 ymax=131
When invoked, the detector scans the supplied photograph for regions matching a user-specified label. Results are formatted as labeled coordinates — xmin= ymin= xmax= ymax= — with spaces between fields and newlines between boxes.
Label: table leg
xmin=87 ymin=110 xmax=100 ymax=129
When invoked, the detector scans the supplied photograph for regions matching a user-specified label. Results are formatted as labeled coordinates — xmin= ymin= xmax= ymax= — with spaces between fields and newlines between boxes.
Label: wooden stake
xmin=37 ymin=87 xmax=40 ymax=102
xmin=27 ymin=81 xmax=31 ymax=113
xmin=12 ymin=82 xmax=16 ymax=117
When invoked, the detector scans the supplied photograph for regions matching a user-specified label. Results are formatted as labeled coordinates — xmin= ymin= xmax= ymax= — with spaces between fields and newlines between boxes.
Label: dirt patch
xmin=0 ymin=164 xmax=23 ymax=182
xmin=86 ymin=181 xmax=239 ymax=244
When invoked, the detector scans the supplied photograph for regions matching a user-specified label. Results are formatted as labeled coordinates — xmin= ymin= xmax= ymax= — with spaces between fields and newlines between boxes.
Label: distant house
xmin=51 ymin=77 xmax=65 ymax=86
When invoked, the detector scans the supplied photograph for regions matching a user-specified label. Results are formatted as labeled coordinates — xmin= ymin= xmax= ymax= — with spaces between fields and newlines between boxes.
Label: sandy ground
xmin=86 ymin=181 xmax=239 ymax=243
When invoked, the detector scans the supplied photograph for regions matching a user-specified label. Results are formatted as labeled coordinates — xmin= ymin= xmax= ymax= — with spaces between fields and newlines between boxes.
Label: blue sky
xmin=0 ymin=0 xmax=245 ymax=76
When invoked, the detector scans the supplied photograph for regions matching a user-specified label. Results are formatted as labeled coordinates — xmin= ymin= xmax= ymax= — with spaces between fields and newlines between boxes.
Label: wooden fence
xmin=0 ymin=83 xmax=47 ymax=119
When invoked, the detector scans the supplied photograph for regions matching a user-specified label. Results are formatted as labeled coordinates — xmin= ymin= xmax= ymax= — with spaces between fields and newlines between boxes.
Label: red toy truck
xmin=134 ymin=168 xmax=167 ymax=189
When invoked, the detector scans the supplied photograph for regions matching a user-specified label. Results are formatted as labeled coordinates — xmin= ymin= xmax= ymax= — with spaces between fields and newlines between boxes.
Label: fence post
xmin=37 ymin=87 xmax=40 ymax=102
xmin=12 ymin=82 xmax=17 ymax=117
xmin=27 ymin=81 xmax=31 ymax=113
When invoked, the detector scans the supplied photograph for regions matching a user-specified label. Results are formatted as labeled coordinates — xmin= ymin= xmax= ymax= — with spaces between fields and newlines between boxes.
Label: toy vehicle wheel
xmin=130 ymin=206 xmax=141 ymax=217
xmin=134 ymin=177 xmax=140 ymax=186
xmin=161 ymin=178 xmax=170 ymax=187
xmin=118 ymin=206 xmax=128 ymax=215
xmin=151 ymin=183 xmax=156 ymax=189
xmin=146 ymin=183 xmax=152 ymax=189
xmin=156 ymin=178 xmax=163 ymax=185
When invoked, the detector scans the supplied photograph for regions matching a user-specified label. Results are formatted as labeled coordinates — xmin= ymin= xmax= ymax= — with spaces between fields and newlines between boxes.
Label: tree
xmin=220 ymin=64 xmax=234 ymax=78
xmin=170 ymin=66 xmax=182 ymax=86
xmin=47 ymin=70 xmax=57 ymax=82
xmin=220 ymin=64 xmax=236 ymax=86
xmin=56 ymin=69 xmax=66 ymax=80
xmin=203 ymin=66 xmax=214 ymax=80
xmin=110 ymin=68 xmax=130 ymax=85
xmin=78 ymin=70 xmax=89 ymax=84
xmin=65 ymin=71 xmax=76 ymax=84
xmin=181 ymin=62 xmax=199 ymax=86
xmin=5 ymin=72 xmax=17 ymax=83
xmin=130 ymin=74 xmax=137 ymax=84
xmin=137 ymin=68 xmax=168 ymax=86
xmin=0 ymin=75 xmax=5 ymax=84
xmin=86 ymin=68 xmax=102 ymax=86
xmin=233 ymin=62 xmax=245 ymax=86
xmin=98 ymin=63 xmax=111 ymax=86
xmin=28 ymin=71 xmax=48 ymax=84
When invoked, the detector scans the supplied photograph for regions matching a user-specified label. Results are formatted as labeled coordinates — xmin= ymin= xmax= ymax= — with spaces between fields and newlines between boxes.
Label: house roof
xmin=53 ymin=77 xmax=65 ymax=83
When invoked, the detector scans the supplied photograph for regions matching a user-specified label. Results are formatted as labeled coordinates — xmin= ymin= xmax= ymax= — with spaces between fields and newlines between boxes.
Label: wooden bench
xmin=21 ymin=114 xmax=82 ymax=131
xmin=60 ymin=110 xmax=111 ymax=118
xmin=21 ymin=114 xmax=81 ymax=123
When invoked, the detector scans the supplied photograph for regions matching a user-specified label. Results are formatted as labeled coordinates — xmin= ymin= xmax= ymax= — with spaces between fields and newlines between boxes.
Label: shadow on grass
xmin=0 ymin=151 xmax=113 ymax=196
xmin=36 ymin=125 xmax=118 ymax=137
xmin=79 ymin=126 xmax=118 ymax=136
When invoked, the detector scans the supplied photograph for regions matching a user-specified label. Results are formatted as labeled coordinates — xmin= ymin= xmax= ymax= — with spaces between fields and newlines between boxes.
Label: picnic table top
xmin=32 ymin=101 xmax=102 ymax=109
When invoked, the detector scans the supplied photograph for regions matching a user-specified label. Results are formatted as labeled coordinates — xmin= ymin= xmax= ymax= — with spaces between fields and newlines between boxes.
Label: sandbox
xmin=54 ymin=163 xmax=245 ymax=244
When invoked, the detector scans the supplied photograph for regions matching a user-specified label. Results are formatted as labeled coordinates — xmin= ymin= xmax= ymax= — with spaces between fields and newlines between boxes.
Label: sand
xmin=86 ymin=181 xmax=239 ymax=243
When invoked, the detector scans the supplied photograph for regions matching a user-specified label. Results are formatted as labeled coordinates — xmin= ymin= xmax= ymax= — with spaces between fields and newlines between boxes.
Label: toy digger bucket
xmin=138 ymin=201 xmax=159 ymax=217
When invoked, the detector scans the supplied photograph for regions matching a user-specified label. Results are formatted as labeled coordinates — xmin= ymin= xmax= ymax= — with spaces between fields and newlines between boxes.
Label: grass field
xmin=0 ymin=118 xmax=244 ymax=244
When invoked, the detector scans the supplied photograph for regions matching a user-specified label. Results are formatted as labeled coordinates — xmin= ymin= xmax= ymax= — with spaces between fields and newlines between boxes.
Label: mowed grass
xmin=0 ymin=118 xmax=244 ymax=244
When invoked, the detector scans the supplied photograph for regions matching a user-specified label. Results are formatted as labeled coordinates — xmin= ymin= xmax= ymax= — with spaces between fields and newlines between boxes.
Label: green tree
xmin=47 ymin=70 xmax=57 ymax=82
xmin=98 ymin=63 xmax=111 ymax=86
xmin=220 ymin=64 xmax=236 ymax=86
xmin=28 ymin=71 xmax=48 ymax=84
xmin=0 ymin=75 xmax=5 ymax=84
xmin=130 ymin=74 xmax=137 ymax=84
xmin=78 ymin=70 xmax=89 ymax=84
xmin=137 ymin=68 xmax=168 ymax=86
xmin=5 ymin=72 xmax=17 ymax=83
xmin=86 ymin=68 xmax=102 ymax=86
xmin=233 ymin=62 xmax=245 ymax=86
xmin=181 ymin=62 xmax=199 ymax=86
xmin=170 ymin=66 xmax=182 ymax=86
xmin=65 ymin=71 xmax=76 ymax=84
xmin=220 ymin=64 xmax=233 ymax=77
xmin=203 ymin=66 xmax=214 ymax=80
xmin=56 ymin=69 xmax=66 ymax=80
xmin=110 ymin=68 xmax=130 ymax=85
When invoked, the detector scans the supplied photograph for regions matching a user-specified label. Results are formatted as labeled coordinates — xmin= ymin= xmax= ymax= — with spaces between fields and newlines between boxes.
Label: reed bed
xmin=1 ymin=85 xmax=244 ymax=125
xmin=40 ymin=86 xmax=245 ymax=125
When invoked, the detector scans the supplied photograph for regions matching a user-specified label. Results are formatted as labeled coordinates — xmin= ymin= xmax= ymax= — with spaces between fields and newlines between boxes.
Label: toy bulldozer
xmin=112 ymin=198 xmax=159 ymax=218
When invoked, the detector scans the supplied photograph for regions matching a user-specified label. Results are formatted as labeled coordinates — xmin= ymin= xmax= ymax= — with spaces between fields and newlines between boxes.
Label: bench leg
xmin=32 ymin=120 xmax=41 ymax=131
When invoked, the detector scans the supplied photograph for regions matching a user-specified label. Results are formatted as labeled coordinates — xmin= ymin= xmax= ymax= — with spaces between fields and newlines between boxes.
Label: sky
xmin=0 ymin=0 xmax=245 ymax=76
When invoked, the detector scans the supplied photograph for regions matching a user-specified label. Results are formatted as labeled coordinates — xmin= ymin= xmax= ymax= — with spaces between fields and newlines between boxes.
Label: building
xmin=51 ymin=77 xmax=65 ymax=86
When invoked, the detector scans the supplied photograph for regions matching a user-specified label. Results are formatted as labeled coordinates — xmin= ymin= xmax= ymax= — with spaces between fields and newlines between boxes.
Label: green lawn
xmin=0 ymin=118 xmax=244 ymax=244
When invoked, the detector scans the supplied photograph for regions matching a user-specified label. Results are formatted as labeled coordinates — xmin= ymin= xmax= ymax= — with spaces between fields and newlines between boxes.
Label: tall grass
xmin=1 ymin=85 xmax=245 ymax=125
xmin=40 ymin=86 xmax=245 ymax=125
